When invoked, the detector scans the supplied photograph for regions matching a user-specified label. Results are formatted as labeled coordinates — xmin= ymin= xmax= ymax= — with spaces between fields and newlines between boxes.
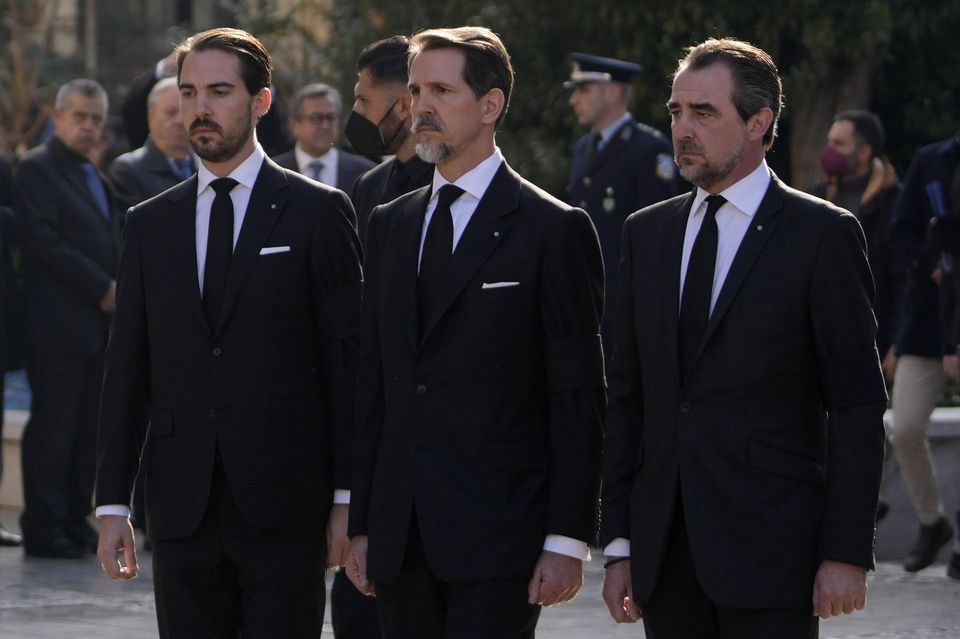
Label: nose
xmin=568 ymin=92 xmax=577 ymax=107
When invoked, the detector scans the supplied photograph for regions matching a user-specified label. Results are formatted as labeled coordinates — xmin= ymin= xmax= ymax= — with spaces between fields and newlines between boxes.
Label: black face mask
xmin=345 ymin=100 xmax=405 ymax=156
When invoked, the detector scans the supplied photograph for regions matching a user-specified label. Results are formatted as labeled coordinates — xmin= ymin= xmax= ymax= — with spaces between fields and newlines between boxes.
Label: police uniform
xmin=565 ymin=53 xmax=677 ymax=359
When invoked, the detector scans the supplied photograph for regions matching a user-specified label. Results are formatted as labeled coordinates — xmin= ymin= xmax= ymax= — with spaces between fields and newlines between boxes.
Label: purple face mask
xmin=820 ymin=145 xmax=849 ymax=177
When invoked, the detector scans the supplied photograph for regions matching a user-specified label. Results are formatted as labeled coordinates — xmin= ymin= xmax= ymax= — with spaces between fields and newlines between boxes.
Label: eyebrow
xmin=666 ymin=99 xmax=720 ymax=114
xmin=178 ymin=81 xmax=236 ymax=90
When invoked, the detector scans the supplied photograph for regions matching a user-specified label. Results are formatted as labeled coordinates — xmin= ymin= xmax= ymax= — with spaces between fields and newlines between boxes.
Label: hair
xmin=288 ymin=83 xmax=342 ymax=119
xmin=55 ymin=79 xmax=108 ymax=112
xmin=833 ymin=109 xmax=885 ymax=157
xmin=357 ymin=36 xmax=411 ymax=86
xmin=675 ymin=38 xmax=783 ymax=150
xmin=409 ymin=26 xmax=514 ymax=127
xmin=175 ymin=27 xmax=272 ymax=96
xmin=147 ymin=76 xmax=179 ymax=113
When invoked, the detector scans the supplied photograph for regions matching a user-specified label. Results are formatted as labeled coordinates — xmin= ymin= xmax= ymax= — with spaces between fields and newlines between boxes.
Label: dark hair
xmin=833 ymin=109 xmax=885 ymax=157
xmin=176 ymin=27 xmax=272 ymax=96
xmin=288 ymin=83 xmax=342 ymax=119
xmin=409 ymin=26 xmax=513 ymax=127
xmin=357 ymin=36 xmax=411 ymax=86
xmin=676 ymin=38 xmax=783 ymax=150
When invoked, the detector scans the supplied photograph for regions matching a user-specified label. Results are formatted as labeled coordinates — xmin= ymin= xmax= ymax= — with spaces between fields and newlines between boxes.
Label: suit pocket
xmin=149 ymin=410 xmax=174 ymax=438
xmin=748 ymin=440 xmax=823 ymax=485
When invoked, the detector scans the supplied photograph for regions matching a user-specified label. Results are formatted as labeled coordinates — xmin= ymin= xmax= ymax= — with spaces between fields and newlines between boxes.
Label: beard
xmin=412 ymin=115 xmax=454 ymax=164
xmin=676 ymin=138 xmax=743 ymax=190
xmin=189 ymin=115 xmax=253 ymax=163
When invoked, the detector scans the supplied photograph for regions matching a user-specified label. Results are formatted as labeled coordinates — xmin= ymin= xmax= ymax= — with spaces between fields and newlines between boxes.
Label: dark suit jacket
xmin=108 ymin=137 xmax=193 ymax=213
xmin=600 ymin=172 xmax=887 ymax=609
xmin=567 ymin=116 xmax=677 ymax=341
xmin=349 ymin=161 xmax=605 ymax=584
xmin=350 ymin=155 xmax=433 ymax=242
xmin=274 ymin=147 xmax=375 ymax=192
xmin=14 ymin=136 xmax=121 ymax=354
xmin=95 ymin=157 xmax=362 ymax=541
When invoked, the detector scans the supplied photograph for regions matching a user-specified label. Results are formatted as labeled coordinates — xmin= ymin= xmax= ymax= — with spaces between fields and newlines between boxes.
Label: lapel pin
xmin=270 ymin=203 xmax=277 ymax=210
xmin=756 ymin=224 xmax=763 ymax=231
xmin=493 ymin=231 xmax=501 ymax=238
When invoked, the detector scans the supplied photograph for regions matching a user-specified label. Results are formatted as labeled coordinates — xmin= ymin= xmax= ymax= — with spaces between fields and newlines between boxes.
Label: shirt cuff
xmin=543 ymin=534 xmax=591 ymax=561
xmin=333 ymin=489 xmax=350 ymax=505
xmin=604 ymin=537 xmax=630 ymax=558
xmin=95 ymin=505 xmax=131 ymax=518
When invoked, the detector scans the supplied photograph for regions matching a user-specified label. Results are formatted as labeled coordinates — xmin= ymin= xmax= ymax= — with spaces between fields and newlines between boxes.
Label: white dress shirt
xmin=596 ymin=111 xmax=633 ymax=153
xmin=604 ymin=159 xmax=772 ymax=559
xmin=295 ymin=144 xmax=338 ymax=187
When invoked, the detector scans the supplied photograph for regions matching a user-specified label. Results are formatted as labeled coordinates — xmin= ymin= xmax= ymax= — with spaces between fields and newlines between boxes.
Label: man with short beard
xmin=347 ymin=26 xmax=604 ymax=639
xmin=600 ymin=39 xmax=886 ymax=638
xmin=95 ymin=28 xmax=361 ymax=638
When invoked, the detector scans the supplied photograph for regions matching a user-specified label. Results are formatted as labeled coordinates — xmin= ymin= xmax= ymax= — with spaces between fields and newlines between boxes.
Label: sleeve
xmin=599 ymin=218 xmax=644 ymax=547
xmin=347 ymin=204 xmax=387 ymax=538
xmin=95 ymin=214 xmax=150 ymax=508
xmin=311 ymin=188 xmax=363 ymax=492
xmin=540 ymin=207 xmax=605 ymax=544
xmin=809 ymin=212 xmax=888 ymax=569
xmin=14 ymin=159 xmax=114 ymax=304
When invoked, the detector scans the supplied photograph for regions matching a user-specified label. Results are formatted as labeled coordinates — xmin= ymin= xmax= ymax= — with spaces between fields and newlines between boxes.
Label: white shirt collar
xmin=429 ymin=146 xmax=504 ymax=203
xmin=197 ymin=143 xmax=265 ymax=194
xmin=690 ymin=158 xmax=771 ymax=218
xmin=295 ymin=144 xmax=336 ymax=172
xmin=598 ymin=112 xmax=632 ymax=146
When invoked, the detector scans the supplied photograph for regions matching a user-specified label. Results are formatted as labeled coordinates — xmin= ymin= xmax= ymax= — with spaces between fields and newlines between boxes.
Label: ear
xmin=479 ymin=88 xmax=505 ymax=126
xmin=253 ymin=86 xmax=272 ymax=120
xmin=395 ymin=90 xmax=412 ymax=119
xmin=747 ymin=106 xmax=773 ymax=142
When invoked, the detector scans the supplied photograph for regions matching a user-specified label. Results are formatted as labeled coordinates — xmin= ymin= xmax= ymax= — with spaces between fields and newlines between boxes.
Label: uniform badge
xmin=656 ymin=153 xmax=677 ymax=181
xmin=603 ymin=187 xmax=616 ymax=213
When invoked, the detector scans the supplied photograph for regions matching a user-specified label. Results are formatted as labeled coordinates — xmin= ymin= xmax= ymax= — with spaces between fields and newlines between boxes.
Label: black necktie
xmin=418 ymin=184 xmax=464 ymax=335
xmin=203 ymin=178 xmax=238 ymax=327
xmin=679 ymin=194 xmax=726 ymax=381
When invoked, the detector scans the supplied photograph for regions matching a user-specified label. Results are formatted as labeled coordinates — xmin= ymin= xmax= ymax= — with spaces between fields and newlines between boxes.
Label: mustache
xmin=411 ymin=115 xmax=444 ymax=133
xmin=676 ymin=139 xmax=703 ymax=154
xmin=190 ymin=118 xmax=222 ymax=134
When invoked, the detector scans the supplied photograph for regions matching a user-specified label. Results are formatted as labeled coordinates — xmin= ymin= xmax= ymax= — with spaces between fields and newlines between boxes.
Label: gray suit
xmin=108 ymin=137 xmax=194 ymax=212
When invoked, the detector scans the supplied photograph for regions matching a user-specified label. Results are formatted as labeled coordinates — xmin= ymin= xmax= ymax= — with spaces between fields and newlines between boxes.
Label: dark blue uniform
xmin=567 ymin=115 xmax=676 ymax=358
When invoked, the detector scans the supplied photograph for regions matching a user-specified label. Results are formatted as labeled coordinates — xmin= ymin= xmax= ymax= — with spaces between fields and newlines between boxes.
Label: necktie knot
xmin=436 ymin=184 xmax=465 ymax=209
xmin=211 ymin=177 xmax=238 ymax=196
xmin=173 ymin=158 xmax=193 ymax=180
xmin=308 ymin=160 xmax=324 ymax=181
xmin=704 ymin=194 xmax=726 ymax=220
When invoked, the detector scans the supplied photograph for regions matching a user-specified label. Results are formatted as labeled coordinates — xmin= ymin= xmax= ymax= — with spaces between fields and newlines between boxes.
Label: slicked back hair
xmin=175 ymin=27 xmax=272 ymax=97
xmin=676 ymin=38 xmax=783 ymax=150
xmin=409 ymin=26 xmax=513 ymax=127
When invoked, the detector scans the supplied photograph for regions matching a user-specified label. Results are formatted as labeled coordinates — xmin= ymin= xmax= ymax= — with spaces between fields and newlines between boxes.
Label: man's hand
xmin=881 ymin=346 xmax=898 ymax=381
xmin=812 ymin=559 xmax=867 ymax=618
xmin=99 ymin=281 xmax=117 ymax=313
xmin=527 ymin=550 xmax=583 ymax=607
xmin=97 ymin=515 xmax=138 ymax=580
xmin=602 ymin=560 xmax=641 ymax=623
xmin=346 ymin=535 xmax=375 ymax=596
xmin=325 ymin=504 xmax=350 ymax=569
xmin=943 ymin=354 xmax=960 ymax=384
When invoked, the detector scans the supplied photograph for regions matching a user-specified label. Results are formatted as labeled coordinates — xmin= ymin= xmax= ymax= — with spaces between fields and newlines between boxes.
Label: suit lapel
xmin=164 ymin=176 xmax=210 ymax=336
xmin=215 ymin=159 xmax=288 ymax=334
xmin=662 ymin=192 xmax=695 ymax=387
xmin=390 ymin=188 xmax=431 ymax=353
xmin=420 ymin=163 xmax=518 ymax=343
xmin=696 ymin=173 xmax=785 ymax=358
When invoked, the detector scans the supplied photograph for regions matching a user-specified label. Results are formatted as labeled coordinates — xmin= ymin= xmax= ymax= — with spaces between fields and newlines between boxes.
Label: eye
xmin=410 ymin=86 xmax=420 ymax=97
xmin=668 ymin=109 xmax=680 ymax=122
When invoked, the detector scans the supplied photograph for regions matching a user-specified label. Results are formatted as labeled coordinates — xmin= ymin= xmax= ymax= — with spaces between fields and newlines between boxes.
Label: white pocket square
xmin=481 ymin=281 xmax=519 ymax=289
xmin=259 ymin=246 xmax=291 ymax=255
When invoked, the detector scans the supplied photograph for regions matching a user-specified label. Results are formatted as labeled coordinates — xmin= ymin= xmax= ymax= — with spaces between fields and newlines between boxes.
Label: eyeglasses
xmin=299 ymin=113 xmax=338 ymax=125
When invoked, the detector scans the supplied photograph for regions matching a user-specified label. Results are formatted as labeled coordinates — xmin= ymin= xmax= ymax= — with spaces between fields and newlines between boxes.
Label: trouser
xmin=890 ymin=354 xmax=947 ymax=524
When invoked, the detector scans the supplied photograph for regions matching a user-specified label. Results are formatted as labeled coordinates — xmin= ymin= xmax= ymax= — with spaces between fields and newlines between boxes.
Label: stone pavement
xmin=1 ymin=510 xmax=959 ymax=639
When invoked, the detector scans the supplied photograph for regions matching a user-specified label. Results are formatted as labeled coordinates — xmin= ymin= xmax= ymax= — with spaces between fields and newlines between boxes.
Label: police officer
xmin=565 ymin=52 xmax=677 ymax=358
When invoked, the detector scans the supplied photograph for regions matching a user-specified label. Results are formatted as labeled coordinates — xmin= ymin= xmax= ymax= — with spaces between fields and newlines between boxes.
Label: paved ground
xmin=1 ymin=510 xmax=959 ymax=638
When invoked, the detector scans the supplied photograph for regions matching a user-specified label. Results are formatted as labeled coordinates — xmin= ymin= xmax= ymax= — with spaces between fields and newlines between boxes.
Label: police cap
xmin=563 ymin=52 xmax=643 ymax=89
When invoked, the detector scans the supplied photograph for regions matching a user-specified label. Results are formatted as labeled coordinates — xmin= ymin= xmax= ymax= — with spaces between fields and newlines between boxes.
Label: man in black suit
xmin=565 ymin=52 xmax=677 ymax=360
xmin=15 ymin=79 xmax=121 ymax=558
xmin=96 ymin=28 xmax=361 ymax=638
xmin=275 ymin=83 xmax=375 ymax=191
xmin=346 ymin=27 xmax=604 ymax=639
xmin=109 ymin=76 xmax=195 ymax=212
xmin=347 ymin=36 xmax=433 ymax=242
xmin=600 ymin=38 xmax=887 ymax=639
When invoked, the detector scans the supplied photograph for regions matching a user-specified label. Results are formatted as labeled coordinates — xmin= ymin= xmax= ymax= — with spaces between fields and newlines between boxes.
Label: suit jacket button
xmin=212 ymin=347 xmax=222 ymax=357
xmin=679 ymin=401 xmax=691 ymax=413
xmin=416 ymin=384 xmax=427 ymax=395
xmin=208 ymin=409 xmax=216 ymax=418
